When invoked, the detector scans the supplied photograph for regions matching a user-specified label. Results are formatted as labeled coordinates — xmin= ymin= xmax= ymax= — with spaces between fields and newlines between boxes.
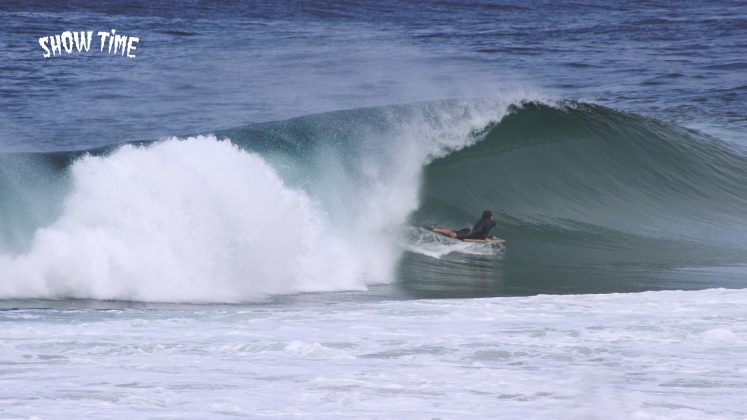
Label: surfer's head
xmin=482 ymin=210 xmax=492 ymax=220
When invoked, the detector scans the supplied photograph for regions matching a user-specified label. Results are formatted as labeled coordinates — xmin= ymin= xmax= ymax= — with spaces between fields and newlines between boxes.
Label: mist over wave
xmin=1 ymin=98 xmax=745 ymax=302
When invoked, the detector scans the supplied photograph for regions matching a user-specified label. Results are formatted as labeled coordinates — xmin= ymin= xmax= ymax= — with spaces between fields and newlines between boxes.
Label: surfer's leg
xmin=432 ymin=227 xmax=458 ymax=238
xmin=454 ymin=228 xmax=472 ymax=240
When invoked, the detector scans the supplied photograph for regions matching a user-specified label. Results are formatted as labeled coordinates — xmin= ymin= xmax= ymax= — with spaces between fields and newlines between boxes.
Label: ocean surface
xmin=1 ymin=1 xmax=746 ymax=418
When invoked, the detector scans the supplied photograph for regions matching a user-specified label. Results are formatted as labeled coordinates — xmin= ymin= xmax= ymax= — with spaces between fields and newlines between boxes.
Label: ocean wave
xmin=1 ymin=98 xmax=745 ymax=301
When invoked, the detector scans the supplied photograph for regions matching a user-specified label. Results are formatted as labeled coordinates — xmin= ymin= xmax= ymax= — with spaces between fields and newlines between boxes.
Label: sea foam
xmin=0 ymin=137 xmax=368 ymax=301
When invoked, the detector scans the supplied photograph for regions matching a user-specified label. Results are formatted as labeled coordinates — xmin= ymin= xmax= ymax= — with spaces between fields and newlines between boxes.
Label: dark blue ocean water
xmin=1 ymin=0 xmax=745 ymax=152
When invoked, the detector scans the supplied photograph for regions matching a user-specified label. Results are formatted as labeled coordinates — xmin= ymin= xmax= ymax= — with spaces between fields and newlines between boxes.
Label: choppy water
xmin=1 ymin=0 xmax=746 ymax=417
xmin=2 ymin=289 xmax=747 ymax=418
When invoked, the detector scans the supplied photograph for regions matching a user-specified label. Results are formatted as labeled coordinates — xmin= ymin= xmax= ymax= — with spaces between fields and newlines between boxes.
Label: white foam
xmin=401 ymin=227 xmax=505 ymax=258
xmin=0 ymin=137 xmax=368 ymax=302
xmin=1 ymin=288 xmax=745 ymax=418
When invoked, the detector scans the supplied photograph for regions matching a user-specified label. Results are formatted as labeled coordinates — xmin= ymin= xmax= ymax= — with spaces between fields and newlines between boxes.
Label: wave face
xmin=403 ymin=102 xmax=747 ymax=297
xmin=1 ymin=99 xmax=746 ymax=302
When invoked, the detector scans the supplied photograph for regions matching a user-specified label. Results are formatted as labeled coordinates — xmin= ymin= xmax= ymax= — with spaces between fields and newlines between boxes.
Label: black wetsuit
xmin=455 ymin=218 xmax=497 ymax=240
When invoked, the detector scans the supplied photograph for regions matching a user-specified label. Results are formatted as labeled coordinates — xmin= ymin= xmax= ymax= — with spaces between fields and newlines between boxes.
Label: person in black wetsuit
xmin=432 ymin=210 xmax=499 ymax=240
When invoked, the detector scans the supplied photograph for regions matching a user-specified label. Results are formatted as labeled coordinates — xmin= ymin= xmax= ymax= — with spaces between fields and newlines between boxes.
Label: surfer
xmin=432 ymin=210 xmax=499 ymax=240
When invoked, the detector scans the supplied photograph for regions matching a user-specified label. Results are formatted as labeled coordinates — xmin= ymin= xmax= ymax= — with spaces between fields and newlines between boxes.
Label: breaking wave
xmin=1 ymin=98 xmax=746 ymax=302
